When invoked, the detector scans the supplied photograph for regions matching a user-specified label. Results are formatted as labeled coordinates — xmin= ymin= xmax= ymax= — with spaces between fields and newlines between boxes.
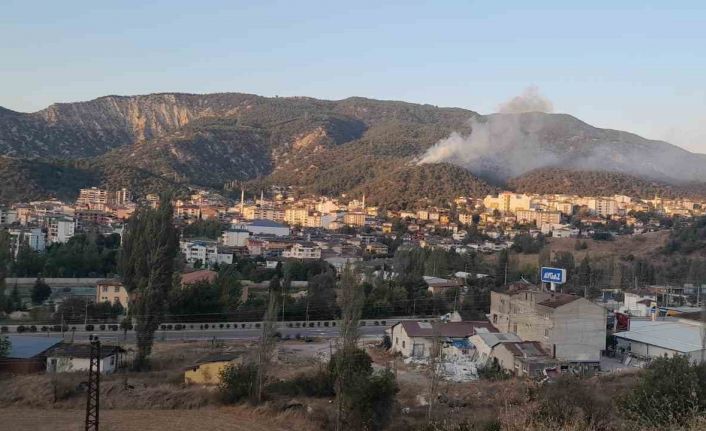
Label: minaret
xmin=362 ymin=194 xmax=366 ymax=211
xmin=240 ymin=188 xmax=245 ymax=214
xmin=260 ymin=190 xmax=265 ymax=205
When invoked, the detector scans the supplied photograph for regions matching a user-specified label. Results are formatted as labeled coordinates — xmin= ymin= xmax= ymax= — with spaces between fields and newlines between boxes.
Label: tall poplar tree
xmin=0 ymin=230 xmax=11 ymax=312
xmin=119 ymin=195 xmax=179 ymax=369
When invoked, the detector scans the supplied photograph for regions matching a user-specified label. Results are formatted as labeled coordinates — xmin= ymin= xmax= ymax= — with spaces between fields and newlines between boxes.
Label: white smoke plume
xmin=417 ymin=114 xmax=560 ymax=181
xmin=498 ymin=86 xmax=553 ymax=114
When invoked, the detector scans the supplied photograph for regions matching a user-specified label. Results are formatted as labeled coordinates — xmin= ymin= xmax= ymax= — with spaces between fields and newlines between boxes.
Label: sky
xmin=1 ymin=0 xmax=705 ymax=152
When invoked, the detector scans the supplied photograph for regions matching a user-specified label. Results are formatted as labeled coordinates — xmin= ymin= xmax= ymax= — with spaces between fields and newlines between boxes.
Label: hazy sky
xmin=1 ymin=1 xmax=704 ymax=152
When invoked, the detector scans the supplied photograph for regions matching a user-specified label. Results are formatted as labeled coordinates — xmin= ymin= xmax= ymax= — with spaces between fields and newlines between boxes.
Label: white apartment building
xmin=220 ymin=229 xmax=250 ymax=247
xmin=180 ymin=240 xmax=234 ymax=267
xmin=47 ymin=217 xmax=75 ymax=244
xmin=8 ymin=227 xmax=46 ymax=255
xmin=282 ymin=242 xmax=321 ymax=260
xmin=515 ymin=209 xmax=561 ymax=226
xmin=0 ymin=208 xmax=18 ymax=225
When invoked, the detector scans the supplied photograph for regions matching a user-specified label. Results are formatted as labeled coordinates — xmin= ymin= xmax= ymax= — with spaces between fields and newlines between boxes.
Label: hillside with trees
xmin=1 ymin=92 xmax=706 ymax=206
xmin=508 ymin=168 xmax=706 ymax=199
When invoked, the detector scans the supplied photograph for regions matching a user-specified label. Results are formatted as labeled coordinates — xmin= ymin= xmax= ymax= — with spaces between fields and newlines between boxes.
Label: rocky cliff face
xmin=0 ymin=92 xmax=704 ymax=205
xmin=1 ymin=93 xmax=264 ymax=158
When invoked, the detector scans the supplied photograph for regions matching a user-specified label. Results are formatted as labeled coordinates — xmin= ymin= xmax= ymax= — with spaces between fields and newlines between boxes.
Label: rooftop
xmin=397 ymin=320 xmax=497 ymax=338
xmin=614 ymin=319 xmax=706 ymax=353
xmin=537 ymin=293 xmax=580 ymax=308
xmin=4 ymin=335 xmax=63 ymax=359
xmin=248 ymin=219 xmax=288 ymax=228
xmin=46 ymin=343 xmax=125 ymax=359
xmin=181 ymin=270 xmax=218 ymax=285
xmin=502 ymin=341 xmax=548 ymax=358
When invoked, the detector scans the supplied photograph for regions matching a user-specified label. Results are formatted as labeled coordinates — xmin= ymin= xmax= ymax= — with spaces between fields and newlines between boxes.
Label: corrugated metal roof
xmin=6 ymin=335 xmax=63 ymax=359
xmin=614 ymin=320 xmax=705 ymax=353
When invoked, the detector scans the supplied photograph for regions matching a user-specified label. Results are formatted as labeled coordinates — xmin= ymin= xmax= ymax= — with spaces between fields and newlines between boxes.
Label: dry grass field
xmin=0 ymin=406 xmax=316 ymax=431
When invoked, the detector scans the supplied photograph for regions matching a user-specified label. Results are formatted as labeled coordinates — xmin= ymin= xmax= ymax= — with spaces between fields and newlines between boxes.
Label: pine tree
xmin=119 ymin=195 xmax=179 ymax=370
xmin=30 ymin=277 xmax=52 ymax=305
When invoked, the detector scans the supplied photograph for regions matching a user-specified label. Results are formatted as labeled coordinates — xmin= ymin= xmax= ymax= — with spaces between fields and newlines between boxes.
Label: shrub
xmin=16 ymin=325 xmax=25 ymax=333
xmin=85 ymin=324 xmax=94 ymax=331
xmin=536 ymin=376 xmax=612 ymax=428
xmin=218 ymin=362 xmax=258 ymax=404
xmin=99 ymin=324 xmax=106 ymax=331
xmin=266 ymin=369 xmax=334 ymax=398
xmin=0 ymin=326 xmax=8 ymax=333
xmin=621 ymin=355 xmax=702 ymax=426
xmin=29 ymin=325 xmax=37 ymax=333
xmin=343 ymin=369 xmax=398 ymax=431
xmin=477 ymin=358 xmax=511 ymax=381
xmin=329 ymin=347 xmax=373 ymax=382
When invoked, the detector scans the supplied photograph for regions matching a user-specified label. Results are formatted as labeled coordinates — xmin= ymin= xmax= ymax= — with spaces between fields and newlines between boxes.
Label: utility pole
xmin=281 ymin=281 xmax=286 ymax=322
xmin=85 ymin=335 xmax=101 ymax=431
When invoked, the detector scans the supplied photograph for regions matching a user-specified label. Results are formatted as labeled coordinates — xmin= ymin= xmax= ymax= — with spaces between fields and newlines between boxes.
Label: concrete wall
xmin=549 ymin=299 xmax=606 ymax=362
xmin=47 ymin=355 xmax=117 ymax=374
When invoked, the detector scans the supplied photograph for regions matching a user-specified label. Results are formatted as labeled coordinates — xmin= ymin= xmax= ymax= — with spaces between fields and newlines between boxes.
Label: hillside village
xmin=2 ymin=185 xmax=706 ymax=430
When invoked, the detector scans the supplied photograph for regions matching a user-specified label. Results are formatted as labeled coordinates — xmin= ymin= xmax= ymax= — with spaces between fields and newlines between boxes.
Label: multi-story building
xmin=96 ymin=279 xmax=130 ymax=310
xmin=8 ymin=227 xmax=46 ymax=255
xmin=285 ymin=206 xmax=309 ymax=226
xmin=483 ymin=192 xmax=531 ymax=214
xmin=458 ymin=212 xmax=473 ymax=225
xmin=515 ymin=209 xmax=561 ymax=227
xmin=77 ymin=187 xmax=108 ymax=207
xmin=47 ymin=216 xmax=75 ymax=244
xmin=75 ymin=210 xmax=112 ymax=230
xmin=180 ymin=240 xmax=234 ymax=267
xmin=0 ymin=207 xmax=17 ymax=225
xmin=220 ymin=228 xmax=250 ymax=247
xmin=344 ymin=212 xmax=367 ymax=227
xmin=110 ymin=188 xmax=132 ymax=206
xmin=595 ymin=198 xmax=618 ymax=217
xmin=282 ymin=242 xmax=321 ymax=259
xmin=489 ymin=283 xmax=606 ymax=364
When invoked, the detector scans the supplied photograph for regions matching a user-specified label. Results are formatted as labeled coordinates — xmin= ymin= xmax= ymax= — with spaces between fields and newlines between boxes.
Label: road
xmin=17 ymin=324 xmax=388 ymax=343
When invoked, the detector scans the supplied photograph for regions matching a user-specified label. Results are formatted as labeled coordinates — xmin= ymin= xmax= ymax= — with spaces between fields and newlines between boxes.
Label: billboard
xmin=540 ymin=267 xmax=566 ymax=284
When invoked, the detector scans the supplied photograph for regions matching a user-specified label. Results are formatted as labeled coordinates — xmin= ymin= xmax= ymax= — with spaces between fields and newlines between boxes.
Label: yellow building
xmin=184 ymin=354 xmax=241 ymax=385
xmin=344 ymin=211 xmax=366 ymax=227
xmin=96 ymin=279 xmax=130 ymax=311
xmin=483 ymin=192 xmax=531 ymax=213
xmin=285 ymin=206 xmax=309 ymax=226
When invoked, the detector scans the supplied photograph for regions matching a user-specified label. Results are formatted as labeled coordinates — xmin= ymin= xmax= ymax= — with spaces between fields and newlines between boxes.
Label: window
xmin=544 ymin=329 xmax=549 ymax=337
xmin=512 ymin=324 xmax=517 ymax=333
xmin=114 ymin=286 xmax=120 ymax=293
xmin=102 ymin=286 xmax=108 ymax=292
xmin=492 ymin=314 xmax=498 ymax=323
xmin=395 ymin=337 xmax=398 ymax=345
xmin=402 ymin=341 xmax=405 ymax=348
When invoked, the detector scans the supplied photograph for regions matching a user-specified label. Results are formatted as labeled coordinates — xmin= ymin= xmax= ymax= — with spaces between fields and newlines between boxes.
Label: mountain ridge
xmin=0 ymin=92 xmax=704 ymax=206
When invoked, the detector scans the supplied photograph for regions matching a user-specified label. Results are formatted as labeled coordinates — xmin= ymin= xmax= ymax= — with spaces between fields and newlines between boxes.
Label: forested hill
xmin=507 ymin=169 xmax=706 ymax=199
xmin=0 ymin=92 xmax=705 ymax=206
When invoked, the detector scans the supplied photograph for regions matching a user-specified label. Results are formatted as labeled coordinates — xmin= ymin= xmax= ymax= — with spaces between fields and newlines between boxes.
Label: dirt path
xmin=0 ymin=407 xmax=315 ymax=431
